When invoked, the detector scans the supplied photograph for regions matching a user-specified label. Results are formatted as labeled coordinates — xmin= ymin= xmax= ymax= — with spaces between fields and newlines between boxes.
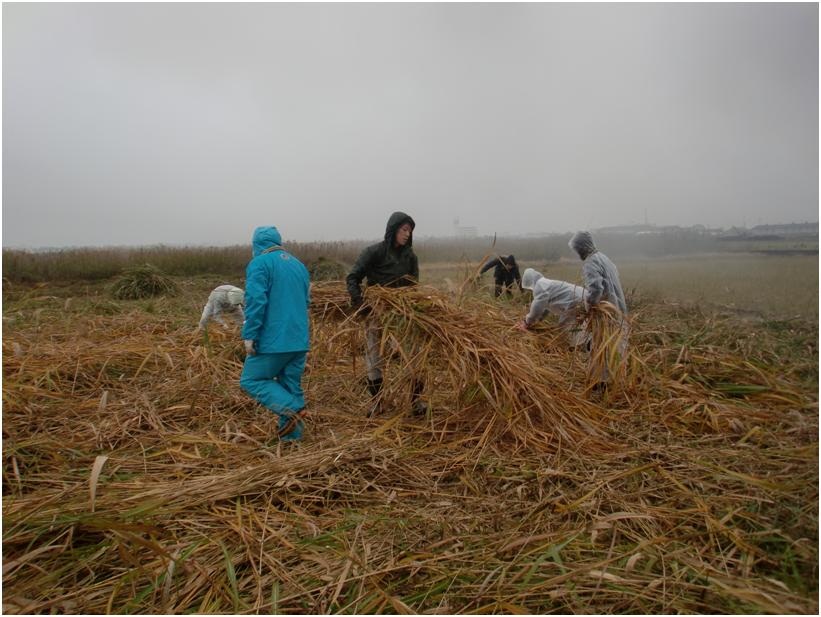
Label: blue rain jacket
xmin=241 ymin=227 xmax=311 ymax=353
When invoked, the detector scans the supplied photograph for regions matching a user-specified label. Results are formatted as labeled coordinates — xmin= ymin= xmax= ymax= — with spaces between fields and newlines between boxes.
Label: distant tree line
xmin=2 ymin=229 xmax=811 ymax=283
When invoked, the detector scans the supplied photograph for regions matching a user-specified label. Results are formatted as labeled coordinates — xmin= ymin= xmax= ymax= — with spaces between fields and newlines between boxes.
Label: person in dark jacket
xmin=476 ymin=254 xmax=522 ymax=298
xmin=346 ymin=211 xmax=426 ymax=417
xmin=240 ymin=226 xmax=311 ymax=441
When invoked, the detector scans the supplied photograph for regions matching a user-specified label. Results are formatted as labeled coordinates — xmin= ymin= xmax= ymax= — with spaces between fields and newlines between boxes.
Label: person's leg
xmin=364 ymin=319 xmax=384 ymax=382
xmin=493 ymin=282 xmax=502 ymax=298
xmin=364 ymin=319 xmax=384 ymax=415
xmin=240 ymin=352 xmax=302 ymax=414
xmin=275 ymin=353 xmax=307 ymax=440
xmin=410 ymin=377 xmax=428 ymax=416
xmin=278 ymin=351 xmax=307 ymax=411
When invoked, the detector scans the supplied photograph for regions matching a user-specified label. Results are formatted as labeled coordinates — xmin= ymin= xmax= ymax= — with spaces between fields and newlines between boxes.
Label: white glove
xmin=244 ymin=340 xmax=256 ymax=356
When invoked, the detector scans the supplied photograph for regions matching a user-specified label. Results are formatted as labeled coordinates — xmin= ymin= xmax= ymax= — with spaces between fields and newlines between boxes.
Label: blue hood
xmin=252 ymin=226 xmax=282 ymax=257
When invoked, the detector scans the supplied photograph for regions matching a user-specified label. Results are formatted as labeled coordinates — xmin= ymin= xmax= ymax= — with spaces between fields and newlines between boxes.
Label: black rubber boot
xmin=410 ymin=379 xmax=428 ymax=417
xmin=366 ymin=377 xmax=383 ymax=417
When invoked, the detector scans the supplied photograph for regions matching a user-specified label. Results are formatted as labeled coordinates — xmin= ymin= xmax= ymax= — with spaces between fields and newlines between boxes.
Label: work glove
xmin=244 ymin=340 xmax=256 ymax=356
xmin=351 ymin=298 xmax=371 ymax=317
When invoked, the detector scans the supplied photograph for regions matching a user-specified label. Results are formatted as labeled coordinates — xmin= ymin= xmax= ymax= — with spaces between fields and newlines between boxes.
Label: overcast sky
xmin=3 ymin=2 xmax=818 ymax=248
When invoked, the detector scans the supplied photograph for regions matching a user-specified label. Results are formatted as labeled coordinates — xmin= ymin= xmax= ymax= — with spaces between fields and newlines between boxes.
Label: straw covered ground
xmin=2 ymin=276 xmax=818 ymax=614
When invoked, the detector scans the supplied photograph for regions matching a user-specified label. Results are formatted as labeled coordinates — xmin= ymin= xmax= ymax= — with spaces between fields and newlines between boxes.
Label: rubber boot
xmin=366 ymin=377 xmax=383 ymax=417
xmin=410 ymin=379 xmax=428 ymax=417
xmin=277 ymin=410 xmax=304 ymax=441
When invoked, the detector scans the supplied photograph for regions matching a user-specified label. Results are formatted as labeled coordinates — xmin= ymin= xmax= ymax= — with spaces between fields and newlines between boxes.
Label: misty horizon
xmin=3 ymin=3 xmax=818 ymax=248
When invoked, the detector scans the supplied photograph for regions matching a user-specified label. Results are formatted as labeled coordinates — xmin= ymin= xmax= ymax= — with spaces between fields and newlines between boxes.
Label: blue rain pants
xmin=240 ymin=351 xmax=307 ymax=440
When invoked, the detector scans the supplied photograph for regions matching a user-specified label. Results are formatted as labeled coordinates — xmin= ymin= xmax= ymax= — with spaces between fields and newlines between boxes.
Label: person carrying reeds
xmin=517 ymin=268 xmax=590 ymax=349
xmin=569 ymin=231 xmax=628 ymax=388
xmin=346 ymin=211 xmax=427 ymax=417
xmin=475 ymin=254 xmax=522 ymax=298
xmin=197 ymin=284 xmax=245 ymax=330
xmin=240 ymin=226 xmax=311 ymax=441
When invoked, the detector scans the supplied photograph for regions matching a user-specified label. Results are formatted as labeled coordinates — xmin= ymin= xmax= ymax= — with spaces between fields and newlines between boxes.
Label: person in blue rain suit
xmin=240 ymin=226 xmax=311 ymax=441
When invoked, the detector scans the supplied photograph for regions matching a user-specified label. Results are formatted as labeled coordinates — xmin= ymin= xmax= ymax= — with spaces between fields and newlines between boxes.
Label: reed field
xmin=2 ymin=250 xmax=818 ymax=614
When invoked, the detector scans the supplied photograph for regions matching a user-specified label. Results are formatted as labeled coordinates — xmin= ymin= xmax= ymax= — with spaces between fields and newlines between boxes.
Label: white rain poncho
xmin=522 ymin=268 xmax=589 ymax=347
xmin=198 ymin=285 xmax=245 ymax=329
xmin=568 ymin=231 xmax=627 ymax=314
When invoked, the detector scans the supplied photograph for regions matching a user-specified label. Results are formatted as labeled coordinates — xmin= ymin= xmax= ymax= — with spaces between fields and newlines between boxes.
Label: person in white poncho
xmin=517 ymin=268 xmax=590 ymax=348
xmin=198 ymin=285 xmax=245 ymax=330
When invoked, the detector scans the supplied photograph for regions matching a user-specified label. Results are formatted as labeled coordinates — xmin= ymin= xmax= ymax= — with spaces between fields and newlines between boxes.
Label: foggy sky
xmin=3 ymin=2 xmax=818 ymax=248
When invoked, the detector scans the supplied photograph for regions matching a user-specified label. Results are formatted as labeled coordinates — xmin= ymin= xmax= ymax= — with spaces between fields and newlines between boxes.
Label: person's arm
xmin=478 ymin=258 xmax=497 ymax=276
xmin=581 ymin=260 xmax=604 ymax=308
xmin=524 ymin=290 xmax=550 ymax=326
xmin=346 ymin=246 xmax=373 ymax=306
xmin=410 ymin=253 xmax=419 ymax=285
xmin=241 ymin=259 xmax=270 ymax=345
xmin=512 ymin=263 xmax=523 ymax=291
xmin=198 ymin=297 xmax=215 ymax=329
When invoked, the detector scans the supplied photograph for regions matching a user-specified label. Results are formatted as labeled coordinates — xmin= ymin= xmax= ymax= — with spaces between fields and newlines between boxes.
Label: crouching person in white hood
xmin=198 ymin=285 xmax=245 ymax=330
xmin=517 ymin=268 xmax=590 ymax=349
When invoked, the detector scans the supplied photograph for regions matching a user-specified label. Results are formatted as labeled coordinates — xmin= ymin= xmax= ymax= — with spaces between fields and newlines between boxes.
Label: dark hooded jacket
xmin=479 ymin=254 xmax=522 ymax=288
xmin=346 ymin=212 xmax=419 ymax=305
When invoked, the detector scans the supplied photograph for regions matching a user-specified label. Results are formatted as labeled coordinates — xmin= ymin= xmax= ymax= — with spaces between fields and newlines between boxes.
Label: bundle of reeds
xmin=306 ymin=257 xmax=348 ymax=281
xmin=585 ymin=300 xmax=631 ymax=390
xmin=109 ymin=263 xmax=178 ymax=299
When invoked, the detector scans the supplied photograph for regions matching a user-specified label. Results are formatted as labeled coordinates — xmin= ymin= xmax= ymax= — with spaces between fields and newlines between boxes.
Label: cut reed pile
xmin=311 ymin=283 xmax=610 ymax=454
xmin=2 ymin=281 xmax=817 ymax=614
xmin=109 ymin=264 xmax=178 ymax=300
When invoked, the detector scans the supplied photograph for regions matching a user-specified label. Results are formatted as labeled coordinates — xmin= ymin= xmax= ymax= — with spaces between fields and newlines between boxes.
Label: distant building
xmin=453 ymin=217 xmax=478 ymax=238
xmin=596 ymin=224 xmax=707 ymax=236
xmin=749 ymin=223 xmax=818 ymax=238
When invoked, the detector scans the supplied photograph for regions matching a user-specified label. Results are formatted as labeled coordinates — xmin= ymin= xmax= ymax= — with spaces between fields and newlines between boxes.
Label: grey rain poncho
xmin=198 ymin=285 xmax=245 ymax=329
xmin=522 ymin=268 xmax=589 ymax=347
xmin=568 ymin=231 xmax=627 ymax=315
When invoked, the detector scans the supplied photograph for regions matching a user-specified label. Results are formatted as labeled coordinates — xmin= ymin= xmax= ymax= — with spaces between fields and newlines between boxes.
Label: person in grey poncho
xmin=568 ymin=231 xmax=627 ymax=315
xmin=517 ymin=268 xmax=589 ymax=348
xmin=569 ymin=231 xmax=628 ymax=388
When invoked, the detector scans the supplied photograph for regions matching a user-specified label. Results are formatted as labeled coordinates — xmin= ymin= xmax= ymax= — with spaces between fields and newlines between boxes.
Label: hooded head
xmin=504 ymin=254 xmax=516 ymax=266
xmin=521 ymin=268 xmax=543 ymax=291
xmin=384 ymin=211 xmax=416 ymax=248
xmin=252 ymin=226 xmax=282 ymax=258
xmin=227 ymin=288 xmax=244 ymax=306
xmin=569 ymin=231 xmax=596 ymax=260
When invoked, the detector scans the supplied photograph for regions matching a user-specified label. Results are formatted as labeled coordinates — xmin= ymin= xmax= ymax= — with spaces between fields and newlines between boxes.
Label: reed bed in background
xmin=2 ymin=227 xmax=746 ymax=284
xmin=2 ymin=279 xmax=817 ymax=614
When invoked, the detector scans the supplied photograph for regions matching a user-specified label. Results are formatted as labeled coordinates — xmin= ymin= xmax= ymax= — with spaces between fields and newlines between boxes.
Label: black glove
xmin=351 ymin=297 xmax=371 ymax=316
